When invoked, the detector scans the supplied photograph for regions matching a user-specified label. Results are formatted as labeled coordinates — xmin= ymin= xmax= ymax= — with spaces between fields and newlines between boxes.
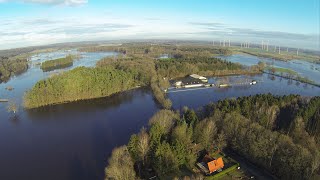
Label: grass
xmin=206 ymin=163 xmax=240 ymax=180
xmin=215 ymin=168 xmax=250 ymax=180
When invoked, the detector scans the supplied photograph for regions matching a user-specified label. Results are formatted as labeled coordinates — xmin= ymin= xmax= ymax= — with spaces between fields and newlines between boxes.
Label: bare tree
xmin=105 ymin=146 xmax=137 ymax=180
xmin=138 ymin=127 xmax=150 ymax=165
xmin=7 ymin=101 xmax=18 ymax=114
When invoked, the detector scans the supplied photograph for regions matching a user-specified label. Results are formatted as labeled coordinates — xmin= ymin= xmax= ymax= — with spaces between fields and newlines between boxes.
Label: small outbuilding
xmin=197 ymin=154 xmax=225 ymax=175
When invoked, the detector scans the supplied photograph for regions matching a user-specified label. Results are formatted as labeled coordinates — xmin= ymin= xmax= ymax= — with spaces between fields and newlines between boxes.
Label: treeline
xmin=156 ymin=56 xmax=261 ymax=78
xmin=203 ymin=94 xmax=320 ymax=179
xmin=98 ymin=56 xmax=172 ymax=109
xmin=105 ymin=110 xmax=205 ymax=179
xmin=0 ymin=56 xmax=28 ymax=83
xmin=205 ymin=94 xmax=320 ymax=144
xmin=105 ymin=94 xmax=320 ymax=180
xmin=79 ymin=43 xmax=233 ymax=58
xmin=24 ymin=66 xmax=143 ymax=108
xmin=40 ymin=55 xmax=74 ymax=72
xmin=0 ymin=46 xmax=48 ymax=82
xmin=79 ymin=45 xmax=127 ymax=54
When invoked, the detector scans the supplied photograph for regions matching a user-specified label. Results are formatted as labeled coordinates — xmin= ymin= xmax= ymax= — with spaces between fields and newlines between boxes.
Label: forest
xmin=0 ymin=46 xmax=52 ymax=83
xmin=155 ymin=56 xmax=261 ymax=78
xmin=105 ymin=94 xmax=320 ymax=180
xmin=0 ymin=56 xmax=28 ymax=83
xmin=24 ymin=53 xmax=173 ymax=109
xmin=40 ymin=55 xmax=74 ymax=72
xmin=24 ymin=66 xmax=143 ymax=108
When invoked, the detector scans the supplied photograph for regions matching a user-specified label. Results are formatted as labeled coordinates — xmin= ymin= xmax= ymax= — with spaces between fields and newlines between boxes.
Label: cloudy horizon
xmin=0 ymin=0 xmax=319 ymax=50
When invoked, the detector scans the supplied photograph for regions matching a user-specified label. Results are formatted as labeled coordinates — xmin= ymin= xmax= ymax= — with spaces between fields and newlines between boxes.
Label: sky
xmin=0 ymin=0 xmax=319 ymax=50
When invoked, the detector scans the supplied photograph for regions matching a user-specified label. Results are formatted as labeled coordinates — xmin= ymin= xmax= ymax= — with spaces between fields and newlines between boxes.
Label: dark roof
xmin=181 ymin=76 xmax=203 ymax=85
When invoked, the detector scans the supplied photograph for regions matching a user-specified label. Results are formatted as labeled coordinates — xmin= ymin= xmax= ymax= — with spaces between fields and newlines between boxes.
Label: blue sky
xmin=0 ymin=0 xmax=319 ymax=50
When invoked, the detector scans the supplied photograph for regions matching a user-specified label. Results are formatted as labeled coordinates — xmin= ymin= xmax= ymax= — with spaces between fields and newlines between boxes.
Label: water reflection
xmin=0 ymin=88 xmax=158 ymax=180
xmin=26 ymin=88 xmax=150 ymax=121
xmin=0 ymin=50 xmax=156 ymax=180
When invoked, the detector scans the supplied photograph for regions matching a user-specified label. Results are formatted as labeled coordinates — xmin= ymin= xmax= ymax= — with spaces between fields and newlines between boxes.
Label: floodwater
xmin=218 ymin=54 xmax=320 ymax=84
xmin=0 ymin=50 xmax=159 ymax=180
xmin=0 ymin=51 xmax=319 ymax=180
xmin=168 ymin=73 xmax=320 ymax=110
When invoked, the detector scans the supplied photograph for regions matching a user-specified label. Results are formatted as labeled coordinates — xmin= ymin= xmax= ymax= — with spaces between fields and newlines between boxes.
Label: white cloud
xmin=0 ymin=0 xmax=88 ymax=6
xmin=0 ymin=15 xmax=319 ymax=50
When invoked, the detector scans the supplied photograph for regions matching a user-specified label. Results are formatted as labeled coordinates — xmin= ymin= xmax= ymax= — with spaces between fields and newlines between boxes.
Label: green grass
xmin=206 ymin=163 xmax=240 ymax=180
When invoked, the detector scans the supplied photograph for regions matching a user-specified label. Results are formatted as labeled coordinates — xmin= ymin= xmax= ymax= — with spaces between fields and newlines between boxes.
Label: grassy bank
xmin=40 ymin=55 xmax=74 ymax=72
xmin=265 ymin=66 xmax=298 ymax=76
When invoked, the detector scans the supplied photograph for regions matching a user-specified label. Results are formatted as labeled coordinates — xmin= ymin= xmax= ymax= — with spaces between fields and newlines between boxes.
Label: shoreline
xmin=24 ymin=85 xmax=144 ymax=109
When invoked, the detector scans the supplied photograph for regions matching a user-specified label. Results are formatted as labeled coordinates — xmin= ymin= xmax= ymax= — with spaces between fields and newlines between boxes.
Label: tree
xmin=105 ymin=146 xmax=137 ymax=180
xmin=183 ymin=109 xmax=198 ymax=127
xmin=149 ymin=110 xmax=177 ymax=134
xmin=194 ymin=119 xmax=217 ymax=150
xmin=172 ymin=122 xmax=196 ymax=169
xmin=215 ymin=131 xmax=227 ymax=151
xmin=137 ymin=127 xmax=150 ymax=166
xmin=154 ymin=142 xmax=179 ymax=177
xmin=257 ymin=61 xmax=266 ymax=70
xmin=7 ymin=101 xmax=18 ymax=114
xmin=127 ymin=134 xmax=139 ymax=161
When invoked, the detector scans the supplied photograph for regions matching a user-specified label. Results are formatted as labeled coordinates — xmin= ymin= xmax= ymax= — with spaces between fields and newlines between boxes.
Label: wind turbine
xmin=278 ymin=45 xmax=281 ymax=54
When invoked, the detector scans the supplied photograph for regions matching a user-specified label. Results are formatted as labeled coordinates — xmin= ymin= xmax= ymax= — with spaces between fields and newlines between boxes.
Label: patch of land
xmin=40 ymin=55 xmax=74 ymax=72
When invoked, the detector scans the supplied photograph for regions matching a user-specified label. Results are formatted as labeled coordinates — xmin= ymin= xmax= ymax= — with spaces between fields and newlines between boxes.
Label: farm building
xmin=174 ymin=74 xmax=208 ymax=88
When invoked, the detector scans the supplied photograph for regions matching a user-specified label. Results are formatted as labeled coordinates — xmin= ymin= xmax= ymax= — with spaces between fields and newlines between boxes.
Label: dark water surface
xmin=0 ymin=50 xmax=160 ymax=180
xmin=0 ymin=88 xmax=158 ymax=180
